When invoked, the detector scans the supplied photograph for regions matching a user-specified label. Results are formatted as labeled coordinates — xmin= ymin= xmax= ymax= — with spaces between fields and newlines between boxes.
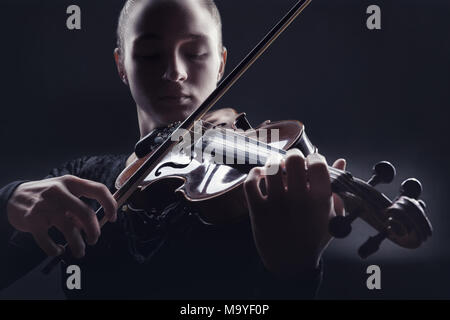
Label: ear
xmin=114 ymin=48 xmax=128 ymax=86
xmin=217 ymin=46 xmax=228 ymax=82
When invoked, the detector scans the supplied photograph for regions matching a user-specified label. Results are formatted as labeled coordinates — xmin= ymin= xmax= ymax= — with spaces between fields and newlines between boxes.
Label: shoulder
xmin=78 ymin=154 xmax=129 ymax=171
xmin=49 ymin=154 xmax=129 ymax=189
xmin=77 ymin=154 xmax=128 ymax=183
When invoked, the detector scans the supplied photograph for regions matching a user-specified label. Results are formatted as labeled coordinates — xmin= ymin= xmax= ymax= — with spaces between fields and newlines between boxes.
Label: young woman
xmin=0 ymin=0 xmax=345 ymax=299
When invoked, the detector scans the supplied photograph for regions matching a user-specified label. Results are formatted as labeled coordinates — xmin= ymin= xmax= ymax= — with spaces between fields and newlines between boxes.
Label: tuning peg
xmin=400 ymin=178 xmax=422 ymax=199
xmin=329 ymin=211 xmax=360 ymax=238
xmin=358 ymin=231 xmax=388 ymax=259
xmin=367 ymin=161 xmax=396 ymax=187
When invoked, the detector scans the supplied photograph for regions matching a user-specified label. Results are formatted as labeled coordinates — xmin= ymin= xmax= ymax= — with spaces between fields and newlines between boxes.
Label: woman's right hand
xmin=6 ymin=175 xmax=118 ymax=258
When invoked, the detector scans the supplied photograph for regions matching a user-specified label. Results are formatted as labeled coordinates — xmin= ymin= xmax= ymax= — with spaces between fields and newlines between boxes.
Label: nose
xmin=162 ymin=54 xmax=187 ymax=83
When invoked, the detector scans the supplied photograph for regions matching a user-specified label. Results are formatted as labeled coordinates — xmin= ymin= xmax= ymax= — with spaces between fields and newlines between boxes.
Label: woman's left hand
xmin=243 ymin=148 xmax=346 ymax=278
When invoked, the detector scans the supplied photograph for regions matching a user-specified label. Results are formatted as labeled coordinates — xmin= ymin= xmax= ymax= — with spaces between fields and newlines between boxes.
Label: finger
xmin=285 ymin=148 xmax=307 ymax=200
xmin=264 ymin=157 xmax=285 ymax=202
xmin=64 ymin=201 xmax=100 ymax=246
xmin=332 ymin=193 xmax=345 ymax=217
xmin=25 ymin=205 xmax=53 ymax=232
xmin=244 ymin=167 xmax=277 ymax=235
xmin=50 ymin=189 xmax=101 ymax=245
xmin=57 ymin=222 xmax=86 ymax=258
xmin=244 ymin=167 xmax=266 ymax=212
xmin=306 ymin=153 xmax=331 ymax=200
xmin=332 ymin=158 xmax=347 ymax=216
xmin=63 ymin=176 xmax=118 ymax=222
xmin=332 ymin=158 xmax=346 ymax=171
xmin=66 ymin=213 xmax=84 ymax=230
xmin=32 ymin=231 xmax=64 ymax=257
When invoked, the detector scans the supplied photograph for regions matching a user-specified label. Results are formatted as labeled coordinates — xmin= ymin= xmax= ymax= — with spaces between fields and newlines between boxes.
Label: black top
xmin=0 ymin=154 xmax=322 ymax=299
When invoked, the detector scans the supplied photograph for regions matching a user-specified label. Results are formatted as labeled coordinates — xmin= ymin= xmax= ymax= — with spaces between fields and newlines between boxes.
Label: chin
xmin=157 ymin=108 xmax=192 ymax=127
xmin=158 ymin=105 xmax=197 ymax=124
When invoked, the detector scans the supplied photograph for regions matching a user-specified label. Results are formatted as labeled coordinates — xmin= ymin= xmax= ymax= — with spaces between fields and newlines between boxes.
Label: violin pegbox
xmin=328 ymin=161 xmax=432 ymax=259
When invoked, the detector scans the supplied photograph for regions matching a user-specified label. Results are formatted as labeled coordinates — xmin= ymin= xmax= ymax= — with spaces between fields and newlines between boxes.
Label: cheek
xmin=128 ymin=61 xmax=152 ymax=83
xmin=127 ymin=61 xmax=160 ymax=95
xmin=123 ymin=61 xmax=158 ymax=108
xmin=189 ymin=59 xmax=220 ymax=95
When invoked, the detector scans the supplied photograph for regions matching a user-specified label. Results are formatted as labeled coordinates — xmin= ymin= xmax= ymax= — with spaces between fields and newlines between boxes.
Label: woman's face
xmin=115 ymin=0 xmax=226 ymax=133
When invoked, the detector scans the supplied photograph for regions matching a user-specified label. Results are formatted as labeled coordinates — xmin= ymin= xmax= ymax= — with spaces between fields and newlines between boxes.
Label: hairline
xmin=116 ymin=0 xmax=223 ymax=60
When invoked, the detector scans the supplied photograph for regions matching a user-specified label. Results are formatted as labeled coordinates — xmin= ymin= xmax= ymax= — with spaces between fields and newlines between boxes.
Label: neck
xmin=137 ymin=105 xmax=159 ymax=139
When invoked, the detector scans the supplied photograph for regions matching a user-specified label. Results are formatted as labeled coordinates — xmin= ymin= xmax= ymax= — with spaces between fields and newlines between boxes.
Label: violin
xmin=118 ymin=108 xmax=432 ymax=258
xmin=42 ymin=0 xmax=432 ymax=274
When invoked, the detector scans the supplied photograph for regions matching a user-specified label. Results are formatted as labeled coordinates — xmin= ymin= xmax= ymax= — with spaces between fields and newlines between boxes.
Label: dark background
xmin=0 ymin=0 xmax=449 ymax=299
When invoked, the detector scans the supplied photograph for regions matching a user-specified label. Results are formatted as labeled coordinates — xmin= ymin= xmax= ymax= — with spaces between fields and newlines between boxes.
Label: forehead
xmin=126 ymin=0 xmax=218 ymax=47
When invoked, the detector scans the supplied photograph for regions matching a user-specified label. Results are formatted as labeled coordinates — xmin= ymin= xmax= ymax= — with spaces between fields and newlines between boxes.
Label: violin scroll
xmin=329 ymin=162 xmax=432 ymax=258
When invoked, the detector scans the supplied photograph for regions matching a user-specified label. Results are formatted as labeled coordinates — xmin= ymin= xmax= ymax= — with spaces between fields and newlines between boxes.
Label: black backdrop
xmin=0 ymin=0 xmax=449 ymax=299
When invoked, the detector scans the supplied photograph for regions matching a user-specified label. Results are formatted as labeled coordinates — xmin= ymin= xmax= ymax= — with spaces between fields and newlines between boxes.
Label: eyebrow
xmin=133 ymin=33 xmax=209 ymax=44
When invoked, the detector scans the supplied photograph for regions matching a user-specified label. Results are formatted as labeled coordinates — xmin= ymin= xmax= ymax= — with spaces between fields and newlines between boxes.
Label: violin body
xmin=116 ymin=109 xmax=316 ymax=224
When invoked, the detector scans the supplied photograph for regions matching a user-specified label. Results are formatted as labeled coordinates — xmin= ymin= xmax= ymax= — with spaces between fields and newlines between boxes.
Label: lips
xmin=159 ymin=94 xmax=190 ymax=100
xmin=159 ymin=95 xmax=191 ymax=105
xmin=158 ymin=89 xmax=192 ymax=105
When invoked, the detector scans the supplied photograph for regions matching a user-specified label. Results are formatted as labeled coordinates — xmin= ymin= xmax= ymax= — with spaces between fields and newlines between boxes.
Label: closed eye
xmin=134 ymin=53 xmax=161 ymax=60
xmin=186 ymin=52 xmax=209 ymax=60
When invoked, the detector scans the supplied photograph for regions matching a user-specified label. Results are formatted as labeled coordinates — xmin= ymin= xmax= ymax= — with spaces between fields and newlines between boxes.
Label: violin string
xmin=184 ymin=123 xmax=276 ymax=164
xmin=174 ymin=121 xmax=367 ymax=209
xmin=182 ymin=120 xmax=348 ymax=178
xmin=187 ymin=119 xmax=282 ymax=153
xmin=190 ymin=120 xmax=348 ymax=176
xmin=186 ymin=120 xmax=286 ymax=157
xmin=186 ymin=135 xmax=279 ymax=167
xmin=193 ymin=119 xmax=280 ymax=149
xmin=197 ymin=124 xmax=377 ymax=217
